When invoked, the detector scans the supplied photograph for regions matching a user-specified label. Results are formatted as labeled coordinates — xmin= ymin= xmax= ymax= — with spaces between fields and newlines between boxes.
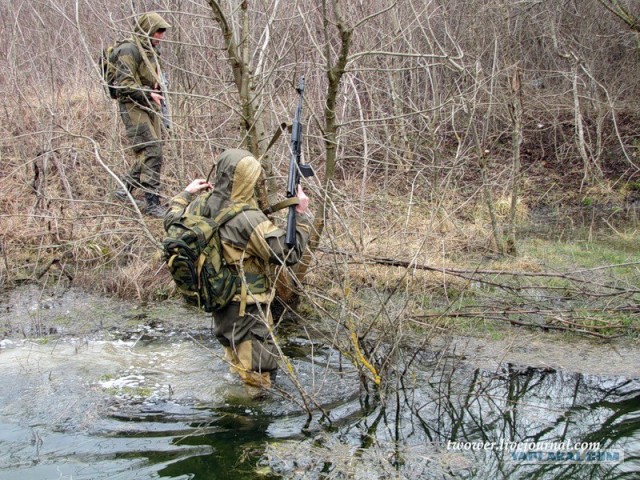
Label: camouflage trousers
xmin=118 ymin=102 xmax=163 ymax=193
xmin=213 ymin=302 xmax=277 ymax=388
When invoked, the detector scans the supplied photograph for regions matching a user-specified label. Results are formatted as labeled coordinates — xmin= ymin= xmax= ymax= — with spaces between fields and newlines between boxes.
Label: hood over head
xmin=134 ymin=12 xmax=171 ymax=42
xmin=207 ymin=149 xmax=262 ymax=212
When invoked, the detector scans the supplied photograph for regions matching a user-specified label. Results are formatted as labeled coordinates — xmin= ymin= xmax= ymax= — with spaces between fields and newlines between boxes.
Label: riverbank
xmin=2 ymin=280 xmax=638 ymax=375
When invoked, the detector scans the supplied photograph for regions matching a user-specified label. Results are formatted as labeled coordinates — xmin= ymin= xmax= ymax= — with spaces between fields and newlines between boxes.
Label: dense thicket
xmin=1 ymin=0 xmax=639 ymax=402
xmin=1 ymin=0 xmax=639 ymax=286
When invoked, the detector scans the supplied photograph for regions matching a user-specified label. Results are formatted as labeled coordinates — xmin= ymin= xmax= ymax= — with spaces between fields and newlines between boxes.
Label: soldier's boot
xmin=144 ymin=192 xmax=167 ymax=218
xmin=236 ymin=340 xmax=272 ymax=389
xmin=114 ymin=182 xmax=134 ymax=202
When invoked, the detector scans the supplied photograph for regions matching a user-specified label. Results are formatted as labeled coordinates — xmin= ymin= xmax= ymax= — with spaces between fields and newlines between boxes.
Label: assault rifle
xmin=159 ymin=72 xmax=171 ymax=130
xmin=285 ymin=76 xmax=314 ymax=248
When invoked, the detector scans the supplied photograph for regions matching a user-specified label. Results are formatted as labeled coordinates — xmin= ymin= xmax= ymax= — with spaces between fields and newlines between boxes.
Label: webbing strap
xmin=202 ymin=204 xmax=253 ymax=259
xmin=239 ymin=281 xmax=247 ymax=317
xmin=262 ymin=197 xmax=299 ymax=215
xmin=214 ymin=203 xmax=252 ymax=226
xmin=196 ymin=253 xmax=207 ymax=288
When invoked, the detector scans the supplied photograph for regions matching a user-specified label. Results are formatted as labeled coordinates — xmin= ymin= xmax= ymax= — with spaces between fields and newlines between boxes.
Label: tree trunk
xmin=506 ymin=66 xmax=523 ymax=256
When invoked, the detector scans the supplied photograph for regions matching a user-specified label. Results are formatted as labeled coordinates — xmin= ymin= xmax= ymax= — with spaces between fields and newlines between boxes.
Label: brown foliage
xmin=1 ymin=0 xmax=639 ymax=298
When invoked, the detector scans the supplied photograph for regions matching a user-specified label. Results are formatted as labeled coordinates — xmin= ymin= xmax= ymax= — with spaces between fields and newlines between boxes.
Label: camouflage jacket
xmin=164 ymin=149 xmax=311 ymax=304
xmin=112 ymin=12 xmax=169 ymax=108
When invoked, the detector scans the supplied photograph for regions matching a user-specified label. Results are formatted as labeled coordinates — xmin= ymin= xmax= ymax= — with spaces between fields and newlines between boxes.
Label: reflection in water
xmin=320 ymin=352 xmax=640 ymax=479
xmin=0 ymin=336 xmax=637 ymax=479
xmin=258 ymin=346 xmax=639 ymax=479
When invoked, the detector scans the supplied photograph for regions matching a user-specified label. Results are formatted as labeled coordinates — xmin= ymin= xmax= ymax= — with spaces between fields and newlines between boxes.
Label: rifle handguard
xmin=262 ymin=197 xmax=299 ymax=215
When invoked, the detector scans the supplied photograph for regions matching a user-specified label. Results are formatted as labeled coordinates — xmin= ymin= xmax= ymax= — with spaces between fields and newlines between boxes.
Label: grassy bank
xmin=1 ymin=87 xmax=638 ymax=347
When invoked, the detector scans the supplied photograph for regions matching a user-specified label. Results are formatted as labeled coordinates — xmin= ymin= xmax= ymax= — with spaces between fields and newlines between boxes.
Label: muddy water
xmin=0 ymin=336 xmax=357 ymax=480
xmin=0 ymin=285 xmax=638 ymax=479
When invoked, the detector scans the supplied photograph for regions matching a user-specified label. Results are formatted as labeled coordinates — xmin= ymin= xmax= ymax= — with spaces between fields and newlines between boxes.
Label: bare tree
xmin=1 ymin=0 xmax=639 ymax=404
xmin=598 ymin=0 xmax=640 ymax=33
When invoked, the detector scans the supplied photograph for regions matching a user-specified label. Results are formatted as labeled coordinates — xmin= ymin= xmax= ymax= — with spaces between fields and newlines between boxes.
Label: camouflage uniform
xmin=165 ymin=149 xmax=311 ymax=388
xmin=113 ymin=12 xmax=170 ymax=214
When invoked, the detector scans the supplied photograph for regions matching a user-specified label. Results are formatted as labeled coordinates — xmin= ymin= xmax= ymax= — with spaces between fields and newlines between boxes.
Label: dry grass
xmin=0 ymin=85 xmax=220 ymax=298
xmin=1 ymin=83 xmax=637 ymax=355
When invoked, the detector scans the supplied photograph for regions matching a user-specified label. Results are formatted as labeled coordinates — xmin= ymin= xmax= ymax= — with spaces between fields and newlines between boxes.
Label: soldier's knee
xmin=126 ymin=125 xmax=158 ymax=153
xmin=144 ymin=143 xmax=163 ymax=160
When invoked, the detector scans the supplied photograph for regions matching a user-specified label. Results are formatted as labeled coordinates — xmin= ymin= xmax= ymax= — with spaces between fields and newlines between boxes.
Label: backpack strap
xmin=214 ymin=202 xmax=254 ymax=226
xmin=210 ymin=202 xmax=257 ymax=316
xmin=200 ymin=202 xmax=251 ymax=271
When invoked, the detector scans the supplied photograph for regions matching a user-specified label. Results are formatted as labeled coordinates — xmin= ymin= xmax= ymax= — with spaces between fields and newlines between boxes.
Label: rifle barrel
xmin=285 ymin=76 xmax=305 ymax=248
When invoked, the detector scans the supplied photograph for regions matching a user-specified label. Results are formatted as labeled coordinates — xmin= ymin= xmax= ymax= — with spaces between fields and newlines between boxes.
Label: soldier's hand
xmin=150 ymin=91 xmax=164 ymax=107
xmin=185 ymin=179 xmax=212 ymax=195
xmin=295 ymin=185 xmax=309 ymax=214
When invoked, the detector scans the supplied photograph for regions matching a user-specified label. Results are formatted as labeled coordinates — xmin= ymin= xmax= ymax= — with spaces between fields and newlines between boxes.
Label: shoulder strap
xmin=262 ymin=197 xmax=299 ymax=215
xmin=214 ymin=203 xmax=255 ymax=227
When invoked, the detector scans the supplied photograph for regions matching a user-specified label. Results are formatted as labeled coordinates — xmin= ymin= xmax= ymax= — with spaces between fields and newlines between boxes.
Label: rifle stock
xmin=285 ymin=76 xmax=314 ymax=248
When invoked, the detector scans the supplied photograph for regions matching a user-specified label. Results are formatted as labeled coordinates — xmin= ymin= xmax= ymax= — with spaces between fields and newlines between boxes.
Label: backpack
xmin=99 ymin=40 xmax=137 ymax=99
xmin=162 ymin=203 xmax=261 ymax=312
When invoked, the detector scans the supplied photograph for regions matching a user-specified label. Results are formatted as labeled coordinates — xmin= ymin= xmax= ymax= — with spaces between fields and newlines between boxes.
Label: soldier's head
xmin=213 ymin=149 xmax=262 ymax=206
xmin=134 ymin=12 xmax=171 ymax=46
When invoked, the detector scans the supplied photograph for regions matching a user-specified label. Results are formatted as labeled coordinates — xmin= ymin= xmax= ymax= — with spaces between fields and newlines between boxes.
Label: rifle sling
xmin=262 ymin=197 xmax=299 ymax=215
xmin=264 ymin=122 xmax=290 ymax=155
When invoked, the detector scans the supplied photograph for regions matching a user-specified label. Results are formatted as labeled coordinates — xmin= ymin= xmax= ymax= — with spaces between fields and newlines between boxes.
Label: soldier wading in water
xmin=164 ymin=149 xmax=311 ymax=389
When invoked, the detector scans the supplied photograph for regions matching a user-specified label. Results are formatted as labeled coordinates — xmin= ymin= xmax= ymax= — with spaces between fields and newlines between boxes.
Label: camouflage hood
xmin=133 ymin=12 xmax=171 ymax=48
xmin=207 ymin=149 xmax=262 ymax=212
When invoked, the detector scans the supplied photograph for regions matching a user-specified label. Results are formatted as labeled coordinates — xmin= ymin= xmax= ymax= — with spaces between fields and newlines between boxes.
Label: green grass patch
xmin=522 ymin=236 xmax=639 ymax=274
xmin=406 ymin=233 xmax=639 ymax=338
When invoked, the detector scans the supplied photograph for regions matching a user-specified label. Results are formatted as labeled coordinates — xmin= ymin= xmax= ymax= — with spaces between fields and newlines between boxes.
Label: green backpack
xmin=99 ymin=40 xmax=137 ymax=99
xmin=163 ymin=203 xmax=259 ymax=312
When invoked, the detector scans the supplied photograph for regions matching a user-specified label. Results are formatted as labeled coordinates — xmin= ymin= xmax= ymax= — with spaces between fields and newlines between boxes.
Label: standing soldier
xmin=112 ymin=12 xmax=171 ymax=217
